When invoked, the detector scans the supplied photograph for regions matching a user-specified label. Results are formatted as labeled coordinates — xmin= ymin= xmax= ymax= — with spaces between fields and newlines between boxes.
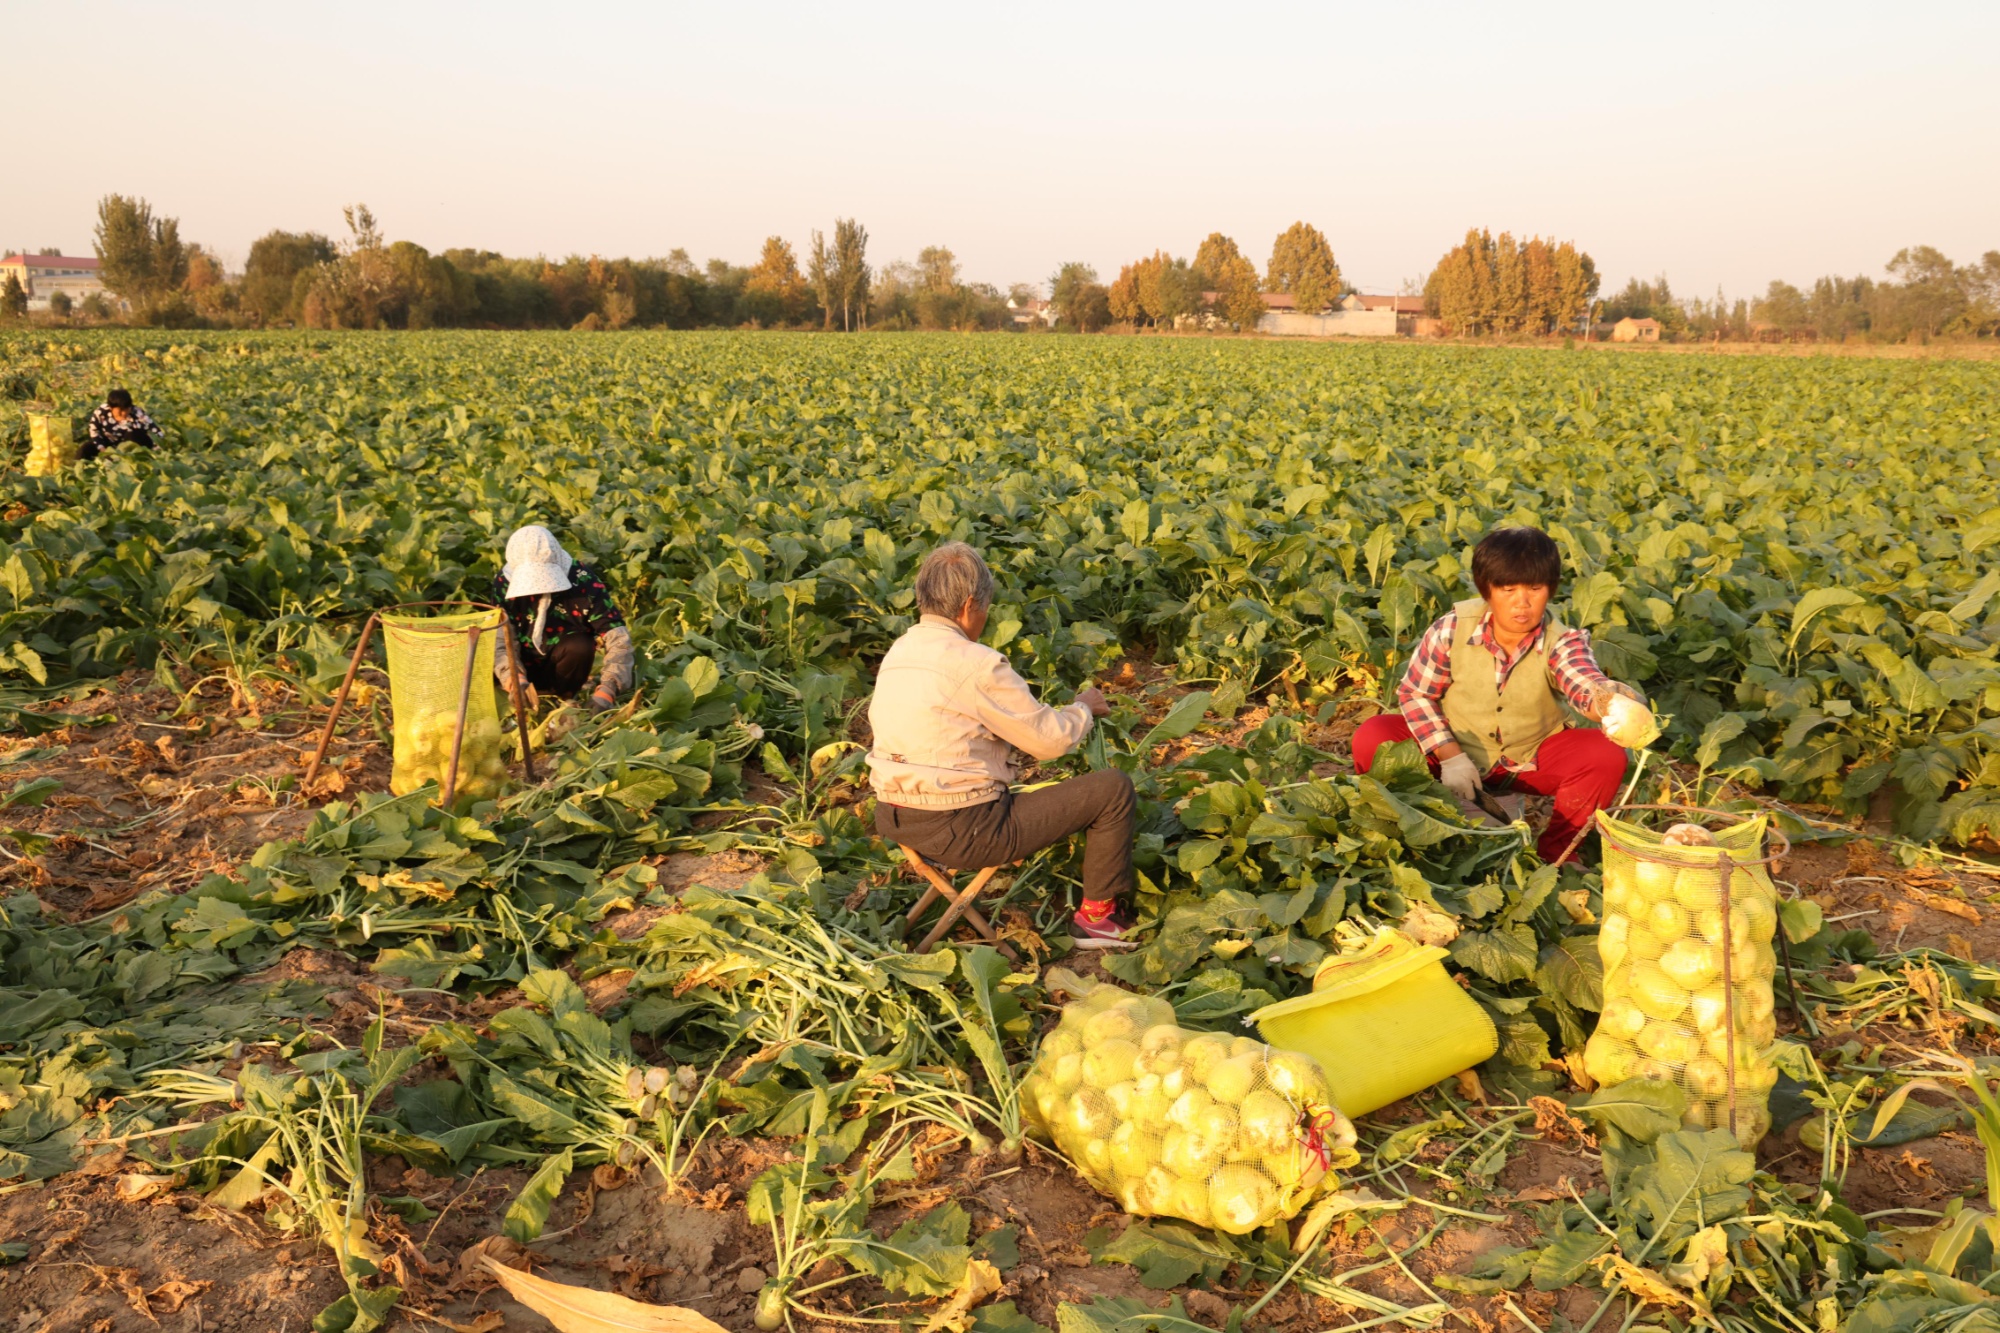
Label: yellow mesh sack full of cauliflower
xmin=1584 ymin=812 xmax=1780 ymax=1145
xmin=381 ymin=609 xmax=512 ymax=807
xmin=1018 ymin=982 xmax=1357 ymax=1234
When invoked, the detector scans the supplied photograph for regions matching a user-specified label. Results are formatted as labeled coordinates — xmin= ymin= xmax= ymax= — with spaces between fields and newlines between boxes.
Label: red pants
xmin=1350 ymin=714 xmax=1627 ymax=864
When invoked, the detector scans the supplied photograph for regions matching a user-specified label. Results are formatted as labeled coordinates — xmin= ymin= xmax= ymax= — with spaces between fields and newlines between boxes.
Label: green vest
xmin=1442 ymin=597 xmax=1569 ymax=772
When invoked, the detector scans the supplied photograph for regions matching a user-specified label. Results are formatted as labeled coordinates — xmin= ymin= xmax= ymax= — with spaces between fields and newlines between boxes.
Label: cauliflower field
xmin=6 ymin=330 xmax=1999 ymax=845
xmin=2 ymin=331 xmax=2000 ymax=1333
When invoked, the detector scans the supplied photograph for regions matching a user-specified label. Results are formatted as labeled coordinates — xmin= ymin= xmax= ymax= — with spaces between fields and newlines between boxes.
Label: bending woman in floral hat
xmin=491 ymin=525 xmax=634 ymax=712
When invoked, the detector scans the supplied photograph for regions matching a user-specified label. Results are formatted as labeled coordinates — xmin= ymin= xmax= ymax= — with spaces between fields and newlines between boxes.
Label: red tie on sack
xmin=1297 ymin=1102 xmax=1341 ymax=1171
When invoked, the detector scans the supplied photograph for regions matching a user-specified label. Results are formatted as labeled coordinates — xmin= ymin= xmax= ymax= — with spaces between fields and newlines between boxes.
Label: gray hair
xmin=914 ymin=541 xmax=995 ymax=617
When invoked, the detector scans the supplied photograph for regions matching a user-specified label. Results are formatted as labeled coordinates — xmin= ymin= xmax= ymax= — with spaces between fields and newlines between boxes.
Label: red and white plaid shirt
xmin=1396 ymin=608 xmax=1613 ymax=773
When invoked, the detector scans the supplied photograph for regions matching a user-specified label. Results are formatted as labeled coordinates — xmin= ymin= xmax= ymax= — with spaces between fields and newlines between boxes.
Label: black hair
xmin=106 ymin=388 xmax=133 ymax=411
xmin=1471 ymin=526 xmax=1562 ymax=597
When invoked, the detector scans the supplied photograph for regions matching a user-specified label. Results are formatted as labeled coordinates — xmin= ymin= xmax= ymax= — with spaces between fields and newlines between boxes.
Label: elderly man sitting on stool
xmin=867 ymin=542 xmax=1137 ymax=949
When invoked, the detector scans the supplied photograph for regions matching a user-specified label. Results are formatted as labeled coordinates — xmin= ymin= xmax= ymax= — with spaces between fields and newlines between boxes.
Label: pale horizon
xmin=4 ymin=0 xmax=1995 ymax=301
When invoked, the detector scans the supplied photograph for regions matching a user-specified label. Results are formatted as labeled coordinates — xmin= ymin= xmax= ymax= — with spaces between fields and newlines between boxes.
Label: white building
xmin=0 ymin=253 xmax=108 ymax=311
xmin=1006 ymin=296 xmax=1057 ymax=329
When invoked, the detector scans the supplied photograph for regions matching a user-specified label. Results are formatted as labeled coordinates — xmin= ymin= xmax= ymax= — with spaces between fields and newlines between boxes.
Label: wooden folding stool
xmin=897 ymin=844 xmax=1019 ymax=961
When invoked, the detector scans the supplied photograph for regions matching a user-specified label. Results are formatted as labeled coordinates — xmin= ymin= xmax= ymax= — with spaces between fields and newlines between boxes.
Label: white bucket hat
xmin=501 ymin=526 xmax=574 ymax=599
xmin=501 ymin=526 xmax=575 ymax=652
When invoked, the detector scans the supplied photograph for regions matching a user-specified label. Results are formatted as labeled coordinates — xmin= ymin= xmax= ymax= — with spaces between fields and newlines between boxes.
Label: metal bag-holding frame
xmin=304 ymin=601 xmax=536 ymax=806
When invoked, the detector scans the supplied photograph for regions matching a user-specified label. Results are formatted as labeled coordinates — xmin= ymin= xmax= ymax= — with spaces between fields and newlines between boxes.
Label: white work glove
xmin=1438 ymin=752 xmax=1482 ymax=801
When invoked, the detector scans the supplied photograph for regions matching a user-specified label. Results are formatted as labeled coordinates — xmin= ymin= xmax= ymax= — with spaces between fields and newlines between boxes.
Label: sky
xmin=5 ymin=1 xmax=1997 ymax=299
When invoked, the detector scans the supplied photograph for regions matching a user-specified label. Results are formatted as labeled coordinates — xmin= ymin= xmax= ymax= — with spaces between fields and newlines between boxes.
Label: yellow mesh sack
xmin=1585 ymin=810 xmax=1779 ymax=1145
xmin=1251 ymin=930 xmax=1499 ymax=1118
xmin=1018 ymin=984 xmax=1357 ymax=1233
xmin=381 ymin=609 xmax=511 ymax=806
xmin=24 ymin=414 xmax=78 ymax=476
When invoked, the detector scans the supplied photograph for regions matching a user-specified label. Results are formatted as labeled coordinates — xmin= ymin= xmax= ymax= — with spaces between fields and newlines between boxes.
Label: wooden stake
xmin=442 ymin=625 xmax=480 ymax=807
xmin=303 ymin=613 xmax=380 ymax=787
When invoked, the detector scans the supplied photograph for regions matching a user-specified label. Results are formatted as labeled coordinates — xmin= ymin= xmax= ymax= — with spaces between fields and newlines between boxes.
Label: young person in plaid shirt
xmin=1351 ymin=527 xmax=1654 ymax=864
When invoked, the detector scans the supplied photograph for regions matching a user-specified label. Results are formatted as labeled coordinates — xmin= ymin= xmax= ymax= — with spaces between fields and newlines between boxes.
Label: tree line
xmin=9 ymin=197 xmax=1046 ymax=334
xmin=1578 ymin=249 xmax=2000 ymax=343
xmin=5 ymin=194 xmax=1995 ymax=343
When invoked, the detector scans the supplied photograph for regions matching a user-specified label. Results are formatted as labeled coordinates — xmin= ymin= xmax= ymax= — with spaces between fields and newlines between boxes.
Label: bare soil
xmin=0 ymin=671 xmax=391 ymax=919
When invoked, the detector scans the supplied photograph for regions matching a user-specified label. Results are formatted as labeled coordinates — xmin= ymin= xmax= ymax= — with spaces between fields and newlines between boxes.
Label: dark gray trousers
xmin=875 ymin=768 xmax=1137 ymax=903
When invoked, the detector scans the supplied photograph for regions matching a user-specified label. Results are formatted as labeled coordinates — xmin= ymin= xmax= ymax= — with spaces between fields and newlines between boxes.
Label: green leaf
xmin=1573 ymin=1080 xmax=1687 ymax=1142
xmin=1621 ymin=1129 xmax=1755 ymax=1251
xmin=1694 ymin=713 xmax=1749 ymax=770
xmin=974 ymin=1303 xmax=1052 ymax=1333
xmin=1378 ymin=1114 xmax=1460 ymax=1164
xmin=1487 ymin=1011 xmax=1554 ymax=1074
xmin=761 ymin=741 xmax=799 ymax=785
xmin=503 ymin=1146 xmax=574 ymax=1243
xmin=973 ymin=1225 xmax=1021 ymax=1271
xmin=1861 ymin=645 xmax=1948 ymax=713
xmin=851 ymin=1202 xmax=972 ymax=1296
xmin=390 ymin=1081 xmax=511 ymax=1164
xmin=1356 ymin=776 xmax=1469 ymax=849
xmin=1536 ymin=936 xmax=1604 ymax=1011
xmin=1435 ymin=1245 xmax=1534 ymax=1295
xmin=1450 ymin=928 xmax=1540 ymax=984
xmin=1859 ymin=1098 xmax=1964 ymax=1148
xmin=311 ymin=1285 xmax=402 ymax=1333
xmin=1860 ymin=1079 xmax=1969 ymax=1148
xmin=1531 ymin=1228 xmax=1612 ymax=1290
xmin=1367 ymin=738 xmax=1434 ymax=792
xmin=377 ymin=1194 xmax=439 ymax=1223
xmin=211 ymin=1130 xmax=285 ymax=1210
xmin=1137 ymin=692 xmax=1213 ymax=754
xmin=1567 ymin=570 xmax=1622 ymax=629
xmin=1789 ymin=587 xmax=1865 ymax=652
xmin=1121 ymin=499 xmax=1155 ymax=545
xmin=1779 ymin=898 xmax=1823 ymax=944
xmin=1947 ymin=569 xmax=2000 ymax=625
xmin=1090 ymin=1220 xmax=1241 ymax=1289
xmin=1364 ymin=522 xmax=1398 ymax=585
xmin=1057 ymin=1294 xmax=1206 ymax=1333
xmin=1283 ymin=483 xmax=1329 ymax=518
xmin=0 ymin=777 xmax=61 ymax=811
xmin=682 ymin=655 xmax=722 ymax=700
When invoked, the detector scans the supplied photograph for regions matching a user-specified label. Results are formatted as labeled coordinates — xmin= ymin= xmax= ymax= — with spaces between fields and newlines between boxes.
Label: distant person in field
xmin=1350 ymin=526 xmax=1654 ymax=864
xmin=867 ymin=542 xmax=1136 ymax=949
xmin=492 ymin=525 xmax=634 ymax=713
xmin=83 ymin=388 xmax=156 ymax=460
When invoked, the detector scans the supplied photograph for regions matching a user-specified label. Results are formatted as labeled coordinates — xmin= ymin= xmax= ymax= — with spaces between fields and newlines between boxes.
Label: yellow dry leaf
xmin=670 ymin=954 xmax=758 ymax=997
xmin=483 ymin=1257 xmax=732 ymax=1333
xmin=919 ymin=1258 xmax=1004 ymax=1333
xmin=1292 ymin=1188 xmax=1391 ymax=1253
xmin=1667 ymin=1224 xmax=1731 ymax=1289
xmin=382 ymin=869 xmax=456 ymax=903
xmin=1399 ymin=904 xmax=1460 ymax=947
xmin=420 ymin=1314 xmax=505 ymax=1333
xmin=147 ymin=1280 xmax=211 ymax=1315
xmin=1596 ymin=1254 xmax=1694 ymax=1310
xmin=115 ymin=1172 xmax=180 ymax=1202
xmin=316 ymin=1202 xmax=386 ymax=1268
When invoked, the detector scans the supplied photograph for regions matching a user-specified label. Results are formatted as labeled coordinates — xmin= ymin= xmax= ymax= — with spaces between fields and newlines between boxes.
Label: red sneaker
xmin=1070 ymin=904 xmax=1137 ymax=950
